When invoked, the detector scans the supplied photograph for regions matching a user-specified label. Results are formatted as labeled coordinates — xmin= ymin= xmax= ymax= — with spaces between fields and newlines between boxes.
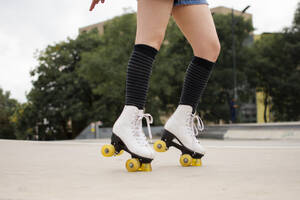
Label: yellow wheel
xmin=116 ymin=150 xmax=124 ymax=156
xmin=126 ymin=158 xmax=141 ymax=172
xmin=153 ymin=140 xmax=167 ymax=152
xmin=191 ymin=158 xmax=202 ymax=166
xmin=101 ymin=144 xmax=115 ymax=157
xmin=139 ymin=163 xmax=152 ymax=172
xmin=179 ymin=154 xmax=192 ymax=167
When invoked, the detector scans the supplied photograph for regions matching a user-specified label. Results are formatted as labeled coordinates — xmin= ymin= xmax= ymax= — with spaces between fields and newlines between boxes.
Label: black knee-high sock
xmin=125 ymin=44 xmax=158 ymax=109
xmin=179 ymin=56 xmax=215 ymax=113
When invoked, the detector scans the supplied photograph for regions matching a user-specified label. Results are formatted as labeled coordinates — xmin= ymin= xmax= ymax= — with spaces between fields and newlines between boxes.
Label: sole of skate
xmin=101 ymin=133 xmax=153 ymax=172
xmin=154 ymin=129 xmax=204 ymax=167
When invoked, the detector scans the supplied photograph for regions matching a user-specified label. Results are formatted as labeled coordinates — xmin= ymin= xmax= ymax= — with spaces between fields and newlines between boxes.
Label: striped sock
xmin=125 ymin=44 xmax=158 ymax=109
xmin=179 ymin=56 xmax=215 ymax=112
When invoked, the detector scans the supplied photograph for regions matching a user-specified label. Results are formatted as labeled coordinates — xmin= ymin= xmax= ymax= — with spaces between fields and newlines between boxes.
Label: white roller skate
xmin=154 ymin=105 xmax=205 ymax=167
xmin=101 ymin=105 xmax=154 ymax=172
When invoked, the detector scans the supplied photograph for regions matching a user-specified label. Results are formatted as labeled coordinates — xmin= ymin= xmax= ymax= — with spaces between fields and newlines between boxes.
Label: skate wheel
xmin=101 ymin=144 xmax=115 ymax=157
xmin=153 ymin=140 xmax=167 ymax=152
xmin=191 ymin=158 xmax=202 ymax=166
xmin=116 ymin=150 xmax=124 ymax=156
xmin=179 ymin=154 xmax=192 ymax=167
xmin=139 ymin=163 xmax=152 ymax=172
xmin=126 ymin=158 xmax=141 ymax=172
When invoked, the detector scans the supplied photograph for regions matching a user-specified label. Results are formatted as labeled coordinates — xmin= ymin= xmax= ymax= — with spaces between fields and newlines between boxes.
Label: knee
xmin=194 ymin=38 xmax=221 ymax=62
xmin=212 ymin=39 xmax=221 ymax=59
xmin=146 ymin=31 xmax=165 ymax=50
xmin=135 ymin=30 xmax=165 ymax=51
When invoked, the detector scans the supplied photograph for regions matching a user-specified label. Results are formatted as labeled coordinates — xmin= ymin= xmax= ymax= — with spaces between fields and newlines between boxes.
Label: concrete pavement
xmin=1 ymin=139 xmax=300 ymax=200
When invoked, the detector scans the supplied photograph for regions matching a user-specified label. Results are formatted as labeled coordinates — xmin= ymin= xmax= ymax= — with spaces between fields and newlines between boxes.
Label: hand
xmin=89 ymin=0 xmax=105 ymax=11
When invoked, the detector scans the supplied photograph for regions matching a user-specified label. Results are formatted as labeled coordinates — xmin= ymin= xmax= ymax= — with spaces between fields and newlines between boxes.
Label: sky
xmin=0 ymin=0 xmax=299 ymax=102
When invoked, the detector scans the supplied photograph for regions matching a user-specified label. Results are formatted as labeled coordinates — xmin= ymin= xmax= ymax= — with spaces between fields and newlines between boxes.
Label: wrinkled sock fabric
xmin=125 ymin=44 xmax=158 ymax=109
xmin=179 ymin=56 xmax=215 ymax=113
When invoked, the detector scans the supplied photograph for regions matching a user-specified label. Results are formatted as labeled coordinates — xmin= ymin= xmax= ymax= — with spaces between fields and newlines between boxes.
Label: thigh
xmin=171 ymin=4 xmax=220 ymax=62
xmin=135 ymin=0 xmax=174 ymax=50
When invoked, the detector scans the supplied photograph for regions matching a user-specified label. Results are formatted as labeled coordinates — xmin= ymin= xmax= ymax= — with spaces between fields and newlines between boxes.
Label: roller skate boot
xmin=154 ymin=105 xmax=205 ymax=167
xmin=101 ymin=105 xmax=154 ymax=172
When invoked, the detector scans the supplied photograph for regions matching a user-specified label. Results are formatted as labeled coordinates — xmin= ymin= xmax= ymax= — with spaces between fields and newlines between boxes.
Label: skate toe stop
xmin=191 ymin=158 xmax=202 ymax=166
xmin=139 ymin=163 xmax=152 ymax=172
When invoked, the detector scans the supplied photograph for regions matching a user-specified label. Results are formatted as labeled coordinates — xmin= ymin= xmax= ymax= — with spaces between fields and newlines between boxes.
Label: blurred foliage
xmin=1 ymin=4 xmax=299 ymax=140
xmin=26 ymin=29 xmax=102 ymax=140
xmin=0 ymin=88 xmax=18 ymax=139
xmin=78 ymin=13 xmax=136 ymax=126
xmin=11 ymin=103 xmax=36 ymax=140
xmin=198 ymin=14 xmax=254 ymax=122
xmin=245 ymin=2 xmax=300 ymax=121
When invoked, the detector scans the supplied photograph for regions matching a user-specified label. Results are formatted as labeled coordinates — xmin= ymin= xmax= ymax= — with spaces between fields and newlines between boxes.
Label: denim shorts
xmin=174 ymin=0 xmax=208 ymax=6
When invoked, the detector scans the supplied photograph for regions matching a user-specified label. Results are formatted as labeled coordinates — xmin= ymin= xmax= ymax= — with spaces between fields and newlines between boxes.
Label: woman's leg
xmin=158 ymin=4 xmax=221 ymax=160
xmin=171 ymin=4 xmax=220 ymax=112
xmin=125 ymin=0 xmax=173 ymax=109
xmin=109 ymin=0 xmax=174 ymax=170
xmin=135 ymin=0 xmax=173 ymax=50
xmin=171 ymin=4 xmax=220 ymax=62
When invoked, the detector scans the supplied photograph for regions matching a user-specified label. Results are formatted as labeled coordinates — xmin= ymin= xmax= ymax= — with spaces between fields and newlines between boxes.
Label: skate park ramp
xmin=1 ymin=138 xmax=300 ymax=200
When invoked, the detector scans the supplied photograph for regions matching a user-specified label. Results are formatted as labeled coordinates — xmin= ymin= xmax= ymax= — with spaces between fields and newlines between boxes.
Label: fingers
xmin=89 ymin=0 xmax=100 ymax=11
xmin=89 ymin=1 xmax=96 ymax=11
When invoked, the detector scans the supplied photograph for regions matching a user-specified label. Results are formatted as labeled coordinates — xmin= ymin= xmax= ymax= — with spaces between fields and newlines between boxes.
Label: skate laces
xmin=187 ymin=113 xmax=204 ymax=138
xmin=138 ymin=113 xmax=153 ymax=143
xmin=132 ymin=112 xmax=153 ymax=145
xmin=191 ymin=113 xmax=204 ymax=136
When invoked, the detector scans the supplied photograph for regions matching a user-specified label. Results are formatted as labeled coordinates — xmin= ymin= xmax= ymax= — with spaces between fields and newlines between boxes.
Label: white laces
xmin=187 ymin=112 xmax=204 ymax=138
xmin=132 ymin=112 xmax=153 ymax=145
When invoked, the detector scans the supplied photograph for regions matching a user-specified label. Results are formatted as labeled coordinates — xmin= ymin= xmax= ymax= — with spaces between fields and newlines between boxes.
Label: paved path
xmin=1 ymin=139 xmax=300 ymax=200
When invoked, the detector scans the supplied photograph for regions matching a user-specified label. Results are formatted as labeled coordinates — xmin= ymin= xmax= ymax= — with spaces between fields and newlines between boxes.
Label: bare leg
xmin=135 ymin=0 xmax=174 ymax=50
xmin=171 ymin=4 xmax=220 ymax=62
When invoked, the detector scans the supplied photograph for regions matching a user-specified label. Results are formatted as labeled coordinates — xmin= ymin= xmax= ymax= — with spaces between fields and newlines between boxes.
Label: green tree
xmin=78 ymin=13 xmax=138 ymax=126
xmin=246 ymin=3 xmax=300 ymax=121
xmin=28 ymin=29 xmax=102 ymax=139
xmin=0 ymin=88 xmax=18 ymax=139
xmin=11 ymin=102 xmax=36 ymax=140
xmin=271 ymin=4 xmax=300 ymax=121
